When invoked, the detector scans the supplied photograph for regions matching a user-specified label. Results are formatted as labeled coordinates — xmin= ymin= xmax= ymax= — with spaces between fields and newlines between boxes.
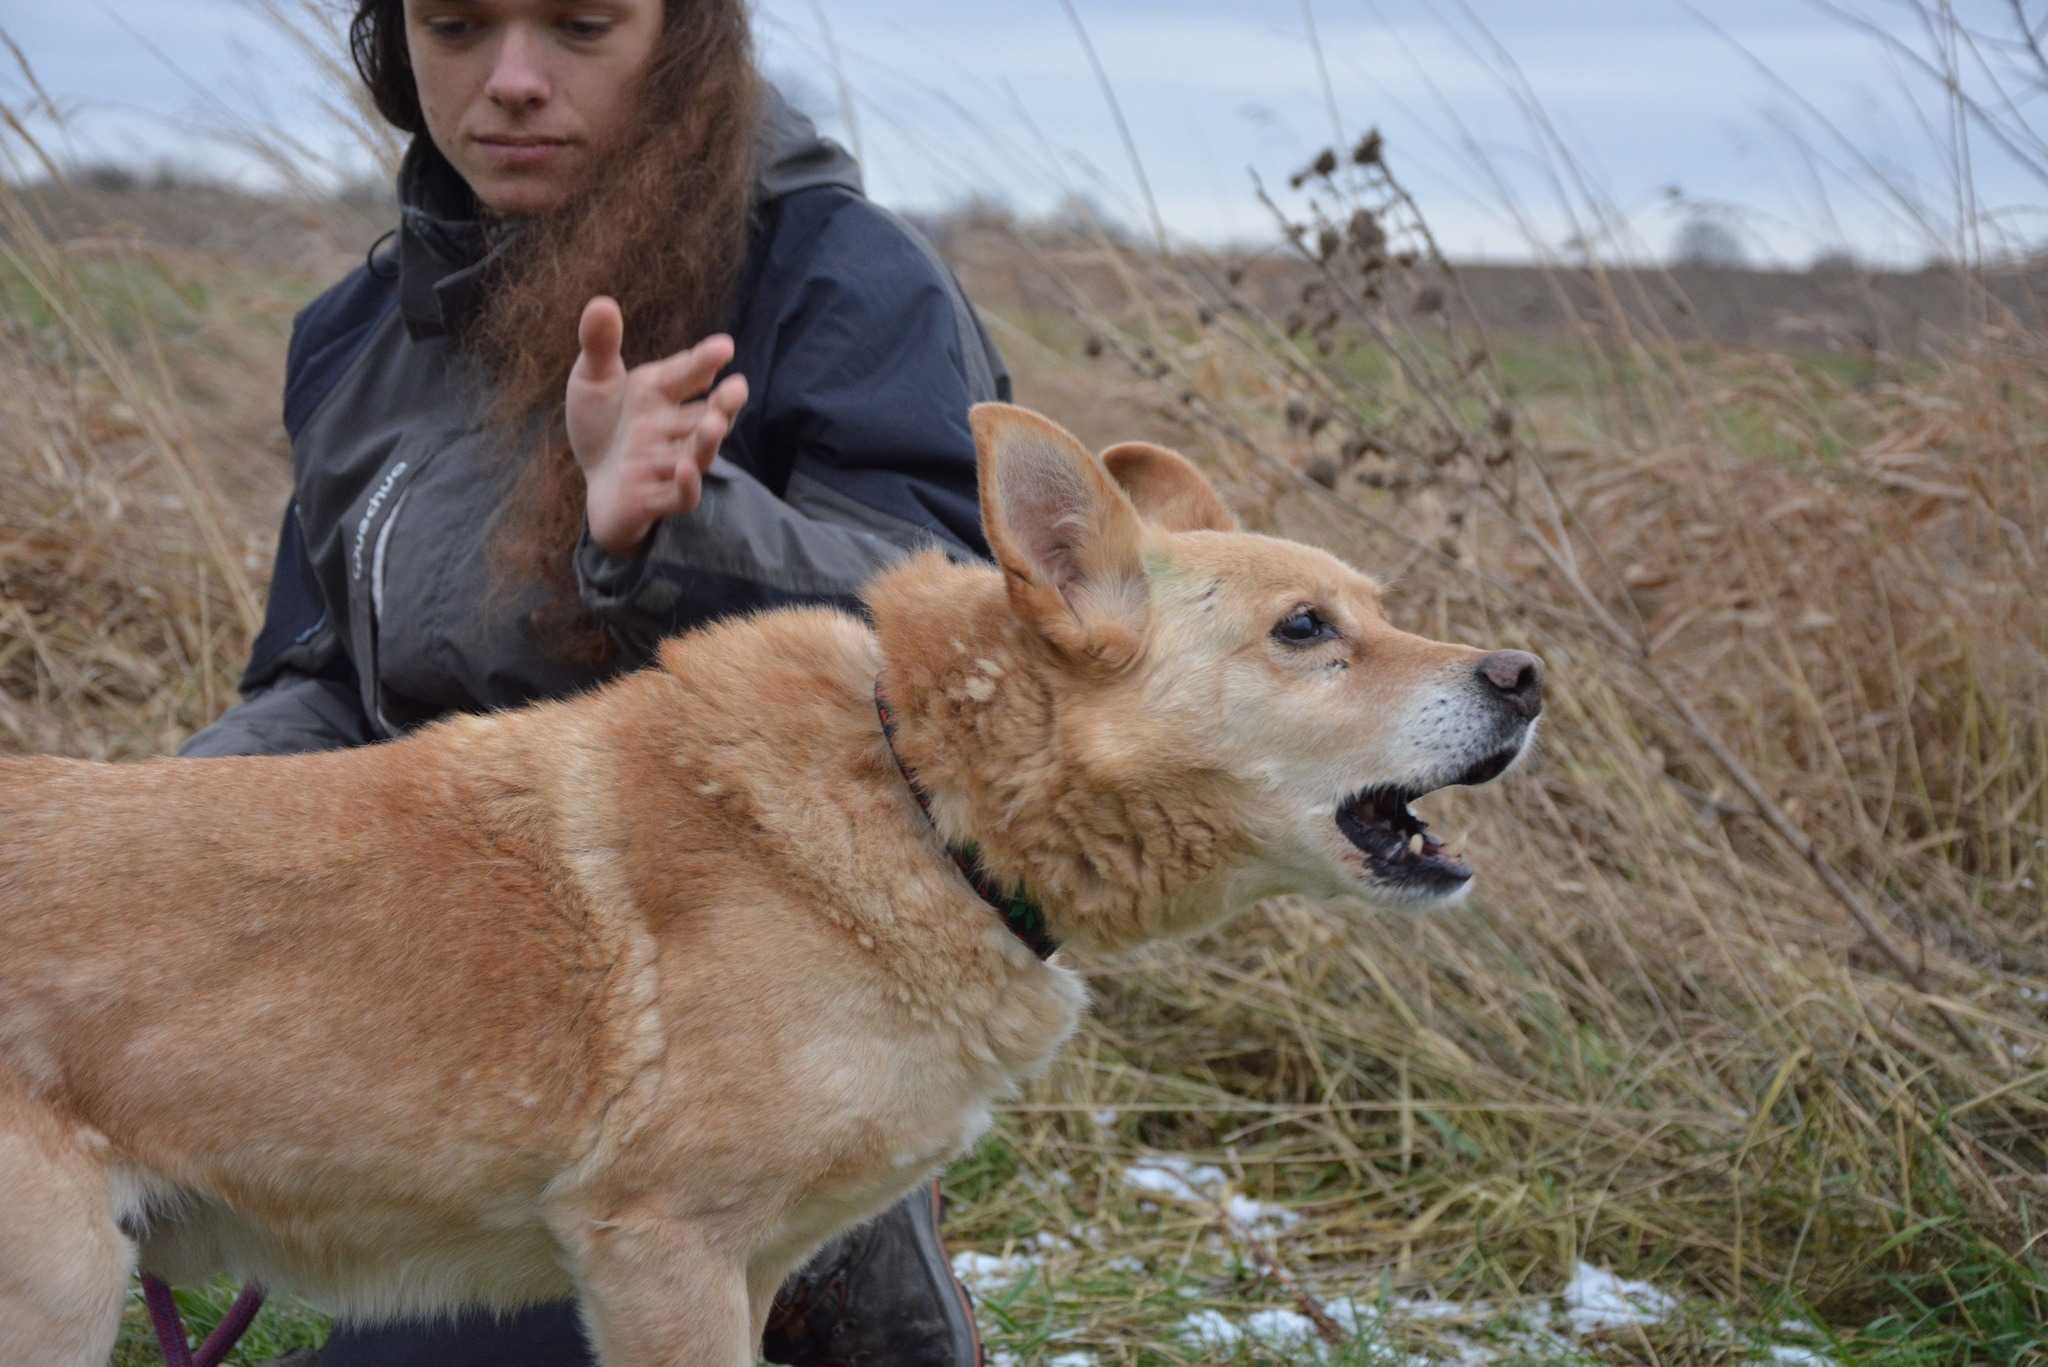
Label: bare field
xmin=4 ymin=178 xmax=2045 ymax=1366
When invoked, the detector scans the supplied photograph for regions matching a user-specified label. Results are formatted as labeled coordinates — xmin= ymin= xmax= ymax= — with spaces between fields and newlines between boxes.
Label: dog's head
xmin=971 ymin=403 xmax=1542 ymax=941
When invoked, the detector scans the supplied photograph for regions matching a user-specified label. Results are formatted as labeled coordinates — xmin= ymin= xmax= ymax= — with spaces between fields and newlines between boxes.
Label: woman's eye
xmin=423 ymin=18 xmax=475 ymax=40
xmin=560 ymin=16 xmax=614 ymax=39
xmin=1272 ymin=608 xmax=1336 ymax=645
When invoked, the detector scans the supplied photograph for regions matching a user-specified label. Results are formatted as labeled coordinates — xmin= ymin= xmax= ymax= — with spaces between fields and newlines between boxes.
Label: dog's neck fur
xmin=865 ymin=553 xmax=1252 ymax=955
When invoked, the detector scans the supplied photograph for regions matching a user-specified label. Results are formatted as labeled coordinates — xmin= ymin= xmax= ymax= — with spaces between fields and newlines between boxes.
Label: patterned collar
xmin=873 ymin=681 xmax=1059 ymax=961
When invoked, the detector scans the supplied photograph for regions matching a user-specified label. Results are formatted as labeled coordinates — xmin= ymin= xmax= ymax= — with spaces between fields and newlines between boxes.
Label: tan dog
xmin=0 ymin=404 xmax=1542 ymax=1366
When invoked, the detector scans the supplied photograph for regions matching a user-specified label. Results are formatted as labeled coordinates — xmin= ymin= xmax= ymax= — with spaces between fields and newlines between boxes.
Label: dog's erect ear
xmin=1099 ymin=442 xmax=1239 ymax=533
xmin=972 ymin=403 xmax=1148 ymax=669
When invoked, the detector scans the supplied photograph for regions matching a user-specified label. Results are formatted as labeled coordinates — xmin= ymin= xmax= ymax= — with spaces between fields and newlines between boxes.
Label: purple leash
xmin=142 ymin=1274 xmax=266 ymax=1367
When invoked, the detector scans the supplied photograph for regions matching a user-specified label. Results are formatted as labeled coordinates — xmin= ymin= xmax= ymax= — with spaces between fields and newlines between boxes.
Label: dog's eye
xmin=1272 ymin=607 xmax=1337 ymax=645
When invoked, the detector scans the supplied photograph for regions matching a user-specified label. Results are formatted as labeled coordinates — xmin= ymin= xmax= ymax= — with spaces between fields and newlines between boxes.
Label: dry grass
xmin=933 ymin=131 xmax=2048 ymax=1364
xmin=5 ymin=23 xmax=2046 ymax=1367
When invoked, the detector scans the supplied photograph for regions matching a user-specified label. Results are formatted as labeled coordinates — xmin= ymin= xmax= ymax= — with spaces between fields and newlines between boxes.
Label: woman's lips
xmin=473 ymin=137 xmax=571 ymax=169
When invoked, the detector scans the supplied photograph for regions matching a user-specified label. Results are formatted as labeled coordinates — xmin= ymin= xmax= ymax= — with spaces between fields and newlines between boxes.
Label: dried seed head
xmin=1317 ymin=227 xmax=1341 ymax=261
xmin=1197 ymin=305 xmax=1215 ymax=327
xmin=1307 ymin=412 xmax=1331 ymax=436
xmin=1306 ymin=456 xmax=1339 ymax=489
xmin=1284 ymin=396 xmax=1312 ymax=430
xmin=1084 ymin=335 xmax=1104 ymax=359
xmin=1490 ymin=407 xmax=1514 ymax=438
xmin=1285 ymin=311 xmax=1306 ymax=338
xmin=1347 ymin=209 xmax=1387 ymax=258
xmin=1412 ymin=286 xmax=1446 ymax=316
xmin=1226 ymin=265 xmax=1246 ymax=288
xmin=1312 ymin=148 xmax=1338 ymax=178
xmin=1352 ymin=129 xmax=1384 ymax=166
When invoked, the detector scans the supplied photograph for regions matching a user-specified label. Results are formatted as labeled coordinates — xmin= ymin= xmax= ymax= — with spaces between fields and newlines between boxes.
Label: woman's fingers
xmin=641 ymin=333 xmax=736 ymax=405
xmin=706 ymin=373 xmax=749 ymax=421
xmin=604 ymin=363 xmax=747 ymax=526
xmin=676 ymin=410 xmax=731 ymax=497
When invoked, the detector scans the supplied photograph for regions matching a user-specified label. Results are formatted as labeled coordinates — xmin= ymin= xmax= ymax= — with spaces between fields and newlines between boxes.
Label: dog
xmin=0 ymin=403 xmax=1541 ymax=1366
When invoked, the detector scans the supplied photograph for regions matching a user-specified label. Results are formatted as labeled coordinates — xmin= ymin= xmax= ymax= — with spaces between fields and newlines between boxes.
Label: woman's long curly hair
xmin=349 ymin=0 xmax=760 ymax=660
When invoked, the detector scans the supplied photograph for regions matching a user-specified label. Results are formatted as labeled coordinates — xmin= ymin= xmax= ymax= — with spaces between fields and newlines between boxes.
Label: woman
xmin=181 ymin=2 xmax=1002 ymax=1364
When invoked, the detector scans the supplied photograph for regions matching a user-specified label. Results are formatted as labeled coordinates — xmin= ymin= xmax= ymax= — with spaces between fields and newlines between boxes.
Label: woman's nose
xmin=485 ymin=28 xmax=550 ymax=111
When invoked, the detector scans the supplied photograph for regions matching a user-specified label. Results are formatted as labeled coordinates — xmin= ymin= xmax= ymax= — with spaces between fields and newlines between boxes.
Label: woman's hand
xmin=567 ymin=295 xmax=750 ymax=557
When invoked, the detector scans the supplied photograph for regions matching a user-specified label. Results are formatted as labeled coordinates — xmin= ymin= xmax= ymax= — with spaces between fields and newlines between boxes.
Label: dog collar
xmin=874 ymin=681 xmax=1060 ymax=961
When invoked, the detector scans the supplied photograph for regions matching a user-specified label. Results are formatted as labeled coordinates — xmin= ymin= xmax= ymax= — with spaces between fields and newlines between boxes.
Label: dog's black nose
xmin=1476 ymin=650 xmax=1544 ymax=719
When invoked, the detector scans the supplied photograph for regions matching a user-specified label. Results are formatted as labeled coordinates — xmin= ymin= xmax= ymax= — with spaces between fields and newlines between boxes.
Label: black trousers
xmin=318 ymin=1301 xmax=594 ymax=1366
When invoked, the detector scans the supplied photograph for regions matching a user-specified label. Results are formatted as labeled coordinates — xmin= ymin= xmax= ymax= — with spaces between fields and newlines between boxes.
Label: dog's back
xmin=0 ymin=735 xmax=655 ymax=1332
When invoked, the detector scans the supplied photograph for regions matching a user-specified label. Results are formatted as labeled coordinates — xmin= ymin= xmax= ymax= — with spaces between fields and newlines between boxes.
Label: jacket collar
xmin=392 ymin=82 xmax=864 ymax=342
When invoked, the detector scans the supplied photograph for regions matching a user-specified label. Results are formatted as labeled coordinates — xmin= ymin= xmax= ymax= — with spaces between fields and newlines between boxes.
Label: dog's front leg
xmin=0 ymin=1076 xmax=135 ymax=1367
xmin=552 ymin=1209 xmax=754 ymax=1367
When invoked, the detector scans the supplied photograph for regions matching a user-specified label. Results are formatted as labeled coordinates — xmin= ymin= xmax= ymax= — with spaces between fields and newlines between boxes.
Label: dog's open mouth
xmin=1333 ymin=747 xmax=1523 ymax=891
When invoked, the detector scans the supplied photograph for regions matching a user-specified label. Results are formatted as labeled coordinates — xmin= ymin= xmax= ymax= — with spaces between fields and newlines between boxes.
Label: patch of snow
xmin=1045 ymin=1354 xmax=1096 ymax=1366
xmin=1561 ymin=1262 xmax=1678 ymax=1333
xmin=951 ymin=1250 xmax=1037 ymax=1296
xmin=1122 ymin=1155 xmax=1300 ymax=1233
xmin=1759 ymin=1348 xmax=1835 ymax=1366
xmin=1225 ymin=1192 xmax=1301 ymax=1231
xmin=1092 ymin=1107 xmax=1119 ymax=1128
xmin=1243 ymin=1306 xmax=1323 ymax=1351
xmin=1178 ymin=1308 xmax=1243 ymax=1349
xmin=1322 ymin=1298 xmax=1382 ymax=1338
xmin=1121 ymin=1158 xmax=1228 ymax=1201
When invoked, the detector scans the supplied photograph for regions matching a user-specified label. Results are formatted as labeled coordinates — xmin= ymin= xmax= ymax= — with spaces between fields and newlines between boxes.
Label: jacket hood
xmin=395 ymin=82 xmax=861 ymax=340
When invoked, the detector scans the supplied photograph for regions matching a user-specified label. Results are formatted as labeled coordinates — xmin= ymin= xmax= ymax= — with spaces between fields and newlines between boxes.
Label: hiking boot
xmin=760 ymin=1180 xmax=982 ymax=1367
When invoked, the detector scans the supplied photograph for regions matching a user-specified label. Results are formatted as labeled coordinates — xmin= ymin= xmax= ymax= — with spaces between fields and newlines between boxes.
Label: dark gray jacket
xmin=184 ymin=90 xmax=1006 ymax=758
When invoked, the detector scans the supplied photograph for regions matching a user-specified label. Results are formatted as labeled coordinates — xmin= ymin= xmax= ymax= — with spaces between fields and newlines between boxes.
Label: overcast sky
xmin=5 ymin=1 xmax=2044 ymax=265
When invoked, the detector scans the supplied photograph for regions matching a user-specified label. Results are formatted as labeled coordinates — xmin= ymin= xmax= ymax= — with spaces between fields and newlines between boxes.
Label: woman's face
xmin=403 ymin=0 xmax=664 ymax=216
